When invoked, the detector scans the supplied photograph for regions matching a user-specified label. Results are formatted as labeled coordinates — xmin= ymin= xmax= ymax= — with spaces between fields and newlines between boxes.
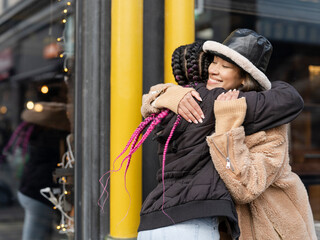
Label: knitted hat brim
xmin=203 ymin=41 xmax=271 ymax=90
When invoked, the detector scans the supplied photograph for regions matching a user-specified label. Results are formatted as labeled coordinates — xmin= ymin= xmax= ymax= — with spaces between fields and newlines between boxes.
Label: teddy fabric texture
xmin=207 ymin=98 xmax=317 ymax=240
xmin=141 ymin=83 xmax=193 ymax=118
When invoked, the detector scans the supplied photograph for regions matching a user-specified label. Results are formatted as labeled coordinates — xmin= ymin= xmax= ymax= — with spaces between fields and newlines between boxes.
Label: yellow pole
xmin=110 ymin=0 xmax=143 ymax=238
xmin=164 ymin=0 xmax=195 ymax=84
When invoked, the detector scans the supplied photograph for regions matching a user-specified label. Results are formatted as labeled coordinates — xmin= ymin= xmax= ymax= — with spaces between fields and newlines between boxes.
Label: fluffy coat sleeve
xmin=141 ymin=83 xmax=193 ymax=118
xmin=207 ymin=98 xmax=288 ymax=204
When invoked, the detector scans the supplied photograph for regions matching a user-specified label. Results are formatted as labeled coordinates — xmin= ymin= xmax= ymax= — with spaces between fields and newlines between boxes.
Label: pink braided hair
xmin=3 ymin=121 xmax=34 ymax=160
xmin=98 ymin=110 xmax=170 ymax=211
xmin=160 ymin=115 xmax=181 ymax=223
xmin=98 ymin=109 xmax=182 ymax=224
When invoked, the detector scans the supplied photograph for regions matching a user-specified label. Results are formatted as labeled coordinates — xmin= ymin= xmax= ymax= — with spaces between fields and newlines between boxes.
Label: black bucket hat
xmin=203 ymin=28 xmax=273 ymax=90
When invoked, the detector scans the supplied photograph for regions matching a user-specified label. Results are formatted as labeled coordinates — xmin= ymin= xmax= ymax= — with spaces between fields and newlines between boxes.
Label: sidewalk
xmin=0 ymin=202 xmax=68 ymax=240
xmin=1 ymin=202 xmax=319 ymax=239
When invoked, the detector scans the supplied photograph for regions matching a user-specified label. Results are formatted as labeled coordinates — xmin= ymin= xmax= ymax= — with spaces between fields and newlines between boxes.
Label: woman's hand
xmin=217 ymin=89 xmax=239 ymax=101
xmin=177 ymin=91 xmax=204 ymax=124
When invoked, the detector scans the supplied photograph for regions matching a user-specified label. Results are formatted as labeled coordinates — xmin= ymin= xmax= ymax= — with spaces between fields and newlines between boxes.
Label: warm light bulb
xmin=57 ymin=37 xmax=61 ymax=42
xmin=60 ymin=53 xmax=64 ymax=58
xmin=0 ymin=106 xmax=7 ymax=114
xmin=56 ymin=225 xmax=61 ymax=230
xmin=67 ymin=2 xmax=71 ymax=5
xmin=41 ymin=85 xmax=49 ymax=94
xmin=26 ymin=101 xmax=34 ymax=110
xmin=62 ymin=228 xmax=66 ymax=231
xmin=62 ymin=19 xmax=67 ymax=24
xmin=34 ymin=103 xmax=43 ymax=112
xmin=61 ymin=224 xmax=65 ymax=227
xmin=64 ymin=68 xmax=68 ymax=72
xmin=64 ymin=190 xmax=68 ymax=195
xmin=53 ymin=206 xmax=57 ymax=209
xmin=63 ymin=9 xmax=68 ymax=13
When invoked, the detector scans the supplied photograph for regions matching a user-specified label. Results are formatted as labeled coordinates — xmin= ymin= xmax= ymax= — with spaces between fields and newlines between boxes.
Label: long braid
xmin=161 ymin=115 xmax=181 ymax=223
xmin=185 ymin=40 xmax=205 ymax=85
xmin=171 ymin=45 xmax=188 ymax=85
xmin=201 ymin=52 xmax=213 ymax=83
xmin=3 ymin=121 xmax=29 ymax=154
xmin=98 ymin=114 xmax=156 ymax=210
xmin=98 ymin=110 xmax=170 ymax=211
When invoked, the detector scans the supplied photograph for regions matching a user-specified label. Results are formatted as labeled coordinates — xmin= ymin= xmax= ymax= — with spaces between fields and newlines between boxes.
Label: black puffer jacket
xmin=139 ymin=84 xmax=238 ymax=237
xmin=138 ymin=81 xmax=303 ymax=239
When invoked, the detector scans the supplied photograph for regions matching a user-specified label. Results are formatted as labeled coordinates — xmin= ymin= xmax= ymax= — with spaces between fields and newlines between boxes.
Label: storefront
xmin=0 ymin=0 xmax=319 ymax=240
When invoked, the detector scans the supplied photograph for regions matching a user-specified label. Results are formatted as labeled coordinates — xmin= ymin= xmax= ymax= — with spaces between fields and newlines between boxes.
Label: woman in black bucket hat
xmin=139 ymin=29 xmax=317 ymax=239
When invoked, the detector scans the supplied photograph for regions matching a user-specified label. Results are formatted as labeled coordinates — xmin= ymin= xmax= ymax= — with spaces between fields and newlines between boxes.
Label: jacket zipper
xmin=211 ymin=133 xmax=234 ymax=171
xmin=249 ymin=204 xmax=256 ymax=240
xmin=225 ymin=134 xmax=234 ymax=171
xmin=226 ymin=156 xmax=234 ymax=171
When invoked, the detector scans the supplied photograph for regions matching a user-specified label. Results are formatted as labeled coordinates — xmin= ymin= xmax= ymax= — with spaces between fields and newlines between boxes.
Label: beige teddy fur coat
xmin=207 ymin=98 xmax=317 ymax=240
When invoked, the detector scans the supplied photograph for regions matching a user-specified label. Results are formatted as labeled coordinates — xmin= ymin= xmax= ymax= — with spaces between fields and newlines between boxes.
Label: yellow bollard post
xmin=164 ymin=0 xmax=195 ymax=84
xmin=109 ymin=0 xmax=143 ymax=239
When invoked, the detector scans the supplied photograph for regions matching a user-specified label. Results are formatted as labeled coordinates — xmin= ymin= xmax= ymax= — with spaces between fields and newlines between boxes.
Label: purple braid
xmin=122 ymin=109 xmax=170 ymax=195
xmin=98 ymin=114 xmax=156 ymax=211
xmin=22 ymin=125 xmax=34 ymax=157
xmin=161 ymin=115 xmax=181 ymax=223
xmin=3 ymin=121 xmax=28 ymax=153
xmin=111 ymin=114 xmax=156 ymax=171
xmin=98 ymin=111 xmax=170 ymax=211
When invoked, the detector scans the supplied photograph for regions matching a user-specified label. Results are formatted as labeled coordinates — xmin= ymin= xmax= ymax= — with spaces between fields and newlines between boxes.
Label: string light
xmin=26 ymin=101 xmax=34 ymax=110
xmin=41 ymin=85 xmax=49 ymax=94
xmin=40 ymin=0 xmax=75 ymax=235
xmin=34 ymin=103 xmax=44 ymax=112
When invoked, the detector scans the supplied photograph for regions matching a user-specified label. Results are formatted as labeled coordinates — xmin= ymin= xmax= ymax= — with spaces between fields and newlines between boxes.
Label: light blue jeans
xmin=137 ymin=217 xmax=220 ymax=240
xmin=18 ymin=191 xmax=57 ymax=240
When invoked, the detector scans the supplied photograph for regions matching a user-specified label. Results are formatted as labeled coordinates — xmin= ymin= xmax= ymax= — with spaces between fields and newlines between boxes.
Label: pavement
xmin=0 ymin=202 xmax=320 ymax=239
xmin=0 ymin=201 xmax=69 ymax=240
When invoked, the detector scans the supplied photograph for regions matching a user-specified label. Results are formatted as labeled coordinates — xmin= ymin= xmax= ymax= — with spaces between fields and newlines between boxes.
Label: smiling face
xmin=206 ymin=56 xmax=245 ymax=90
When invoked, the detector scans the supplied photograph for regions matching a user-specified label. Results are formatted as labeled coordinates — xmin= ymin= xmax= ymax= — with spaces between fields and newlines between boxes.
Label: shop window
xmin=0 ymin=0 xmax=75 ymax=239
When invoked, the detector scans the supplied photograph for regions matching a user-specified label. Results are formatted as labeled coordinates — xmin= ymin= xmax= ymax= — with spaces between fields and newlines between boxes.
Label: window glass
xmin=0 ymin=1 xmax=75 ymax=239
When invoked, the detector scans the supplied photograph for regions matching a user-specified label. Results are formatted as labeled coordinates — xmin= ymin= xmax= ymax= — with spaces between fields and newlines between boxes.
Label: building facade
xmin=0 ymin=0 xmax=319 ymax=239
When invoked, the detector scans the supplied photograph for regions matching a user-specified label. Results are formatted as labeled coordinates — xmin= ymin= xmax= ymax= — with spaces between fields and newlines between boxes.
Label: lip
xmin=208 ymin=77 xmax=222 ymax=83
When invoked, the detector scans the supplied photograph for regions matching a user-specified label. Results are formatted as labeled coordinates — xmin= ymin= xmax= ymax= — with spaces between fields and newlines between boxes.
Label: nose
xmin=209 ymin=62 xmax=219 ymax=74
